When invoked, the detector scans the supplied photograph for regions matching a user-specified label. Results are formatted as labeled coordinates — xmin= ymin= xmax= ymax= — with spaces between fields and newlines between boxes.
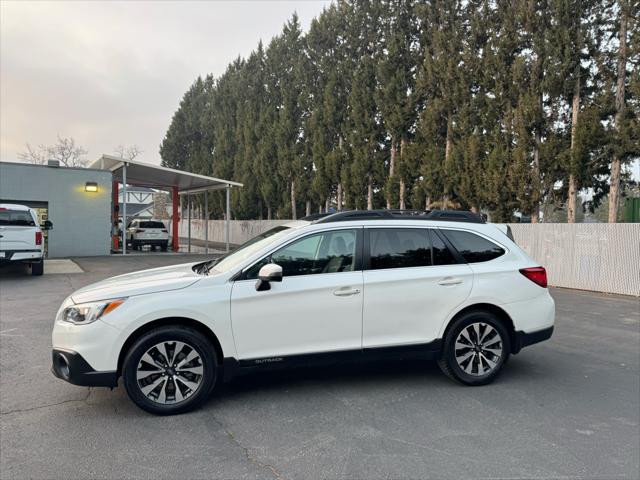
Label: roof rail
xmin=299 ymin=212 xmax=333 ymax=221
xmin=314 ymin=209 xmax=484 ymax=224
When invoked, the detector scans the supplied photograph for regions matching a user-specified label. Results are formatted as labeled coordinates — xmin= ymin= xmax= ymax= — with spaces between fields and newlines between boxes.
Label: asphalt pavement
xmin=1 ymin=255 xmax=638 ymax=479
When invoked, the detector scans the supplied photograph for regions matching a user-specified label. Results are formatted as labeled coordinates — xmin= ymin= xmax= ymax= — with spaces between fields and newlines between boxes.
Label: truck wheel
xmin=31 ymin=260 xmax=44 ymax=276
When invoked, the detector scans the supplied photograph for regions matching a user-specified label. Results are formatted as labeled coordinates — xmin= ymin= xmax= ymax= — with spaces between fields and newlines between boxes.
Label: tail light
xmin=162 ymin=229 xmax=168 ymax=233
xmin=35 ymin=231 xmax=43 ymax=245
xmin=519 ymin=267 xmax=547 ymax=288
xmin=135 ymin=229 xmax=145 ymax=233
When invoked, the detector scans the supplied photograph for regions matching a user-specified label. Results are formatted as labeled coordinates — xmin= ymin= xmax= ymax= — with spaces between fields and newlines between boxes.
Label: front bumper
xmin=51 ymin=349 xmax=118 ymax=387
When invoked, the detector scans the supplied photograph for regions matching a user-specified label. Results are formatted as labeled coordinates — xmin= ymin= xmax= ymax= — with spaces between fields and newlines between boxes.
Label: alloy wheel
xmin=454 ymin=322 xmax=503 ymax=376
xmin=136 ymin=341 xmax=204 ymax=404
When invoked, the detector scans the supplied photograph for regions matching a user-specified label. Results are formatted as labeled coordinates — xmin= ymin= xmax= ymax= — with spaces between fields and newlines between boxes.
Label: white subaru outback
xmin=51 ymin=210 xmax=554 ymax=415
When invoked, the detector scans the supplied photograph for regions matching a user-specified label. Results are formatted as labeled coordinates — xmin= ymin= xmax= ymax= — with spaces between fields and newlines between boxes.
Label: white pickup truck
xmin=0 ymin=203 xmax=52 ymax=276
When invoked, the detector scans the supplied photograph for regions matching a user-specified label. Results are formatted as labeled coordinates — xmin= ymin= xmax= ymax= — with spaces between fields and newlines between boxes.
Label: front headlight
xmin=60 ymin=298 xmax=126 ymax=325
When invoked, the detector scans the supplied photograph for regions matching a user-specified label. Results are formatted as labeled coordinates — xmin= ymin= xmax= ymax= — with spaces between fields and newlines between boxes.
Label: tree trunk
xmin=387 ymin=140 xmax=396 ymax=209
xmin=399 ymin=137 xmax=407 ymax=210
xmin=567 ymin=76 xmax=580 ymax=223
xmin=531 ymin=121 xmax=542 ymax=223
xmin=305 ymin=200 xmax=311 ymax=217
xmin=337 ymin=183 xmax=343 ymax=211
xmin=567 ymin=174 xmax=577 ymax=223
xmin=367 ymin=177 xmax=373 ymax=210
xmin=267 ymin=206 xmax=272 ymax=220
xmin=425 ymin=195 xmax=431 ymax=210
xmin=290 ymin=180 xmax=297 ymax=220
xmin=325 ymin=197 xmax=330 ymax=213
xmin=609 ymin=6 xmax=627 ymax=223
xmin=541 ymin=186 xmax=552 ymax=223
xmin=443 ymin=116 xmax=453 ymax=211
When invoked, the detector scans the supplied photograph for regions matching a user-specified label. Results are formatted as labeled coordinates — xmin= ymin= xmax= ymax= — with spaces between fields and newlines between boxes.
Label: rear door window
xmin=139 ymin=221 xmax=165 ymax=229
xmin=368 ymin=228 xmax=432 ymax=270
xmin=0 ymin=210 xmax=35 ymax=226
xmin=430 ymin=231 xmax=457 ymax=265
xmin=441 ymin=230 xmax=505 ymax=263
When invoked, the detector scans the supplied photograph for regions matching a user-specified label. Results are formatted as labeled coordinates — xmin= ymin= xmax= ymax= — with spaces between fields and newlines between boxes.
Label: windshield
xmin=203 ymin=225 xmax=291 ymax=274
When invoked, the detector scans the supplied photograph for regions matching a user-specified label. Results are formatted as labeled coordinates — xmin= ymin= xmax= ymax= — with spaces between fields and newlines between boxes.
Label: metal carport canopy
xmin=91 ymin=155 xmax=243 ymax=255
xmin=92 ymin=155 xmax=242 ymax=193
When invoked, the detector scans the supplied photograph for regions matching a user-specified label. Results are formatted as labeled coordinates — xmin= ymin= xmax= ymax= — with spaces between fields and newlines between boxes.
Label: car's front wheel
xmin=122 ymin=326 xmax=217 ymax=415
xmin=438 ymin=311 xmax=510 ymax=386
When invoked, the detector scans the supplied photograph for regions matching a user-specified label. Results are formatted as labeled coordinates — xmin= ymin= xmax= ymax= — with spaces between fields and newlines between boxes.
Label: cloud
xmin=1 ymin=0 xmax=330 ymax=165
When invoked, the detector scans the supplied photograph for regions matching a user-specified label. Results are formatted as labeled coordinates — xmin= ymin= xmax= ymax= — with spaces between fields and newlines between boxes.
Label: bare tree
xmin=18 ymin=135 xmax=88 ymax=167
xmin=114 ymin=144 xmax=143 ymax=161
xmin=17 ymin=143 xmax=47 ymax=164
xmin=47 ymin=135 xmax=88 ymax=167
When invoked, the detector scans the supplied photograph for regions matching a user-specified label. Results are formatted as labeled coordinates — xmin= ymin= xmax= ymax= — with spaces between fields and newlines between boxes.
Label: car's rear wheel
xmin=122 ymin=326 xmax=217 ymax=415
xmin=161 ymin=242 xmax=168 ymax=252
xmin=438 ymin=311 xmax=510 ymax=386
xmin=31 ymin=260 xmax=44 ymax=276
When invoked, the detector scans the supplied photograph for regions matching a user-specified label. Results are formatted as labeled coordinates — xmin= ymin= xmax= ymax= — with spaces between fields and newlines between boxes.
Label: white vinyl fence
xmin=508 ymin=223 xmax=639 ymax=297
xmin=180 ymin=219 xmax=640 ymax=296
xmin=178 ymin=219 xmax=289 ymax=247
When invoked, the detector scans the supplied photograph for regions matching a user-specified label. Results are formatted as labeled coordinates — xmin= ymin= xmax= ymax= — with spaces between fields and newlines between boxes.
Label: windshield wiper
xmin=202 ymin=256 xmax=225 ymax=275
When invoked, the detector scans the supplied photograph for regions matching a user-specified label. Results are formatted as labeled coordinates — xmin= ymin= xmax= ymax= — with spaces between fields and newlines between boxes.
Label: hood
xmin=71 ymin=262 xmax=203 ymax=304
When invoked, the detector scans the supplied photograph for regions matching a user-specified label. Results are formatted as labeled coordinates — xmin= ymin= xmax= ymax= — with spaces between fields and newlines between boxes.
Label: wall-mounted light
xmin=85 ymin=181 xmax=98 ymax=192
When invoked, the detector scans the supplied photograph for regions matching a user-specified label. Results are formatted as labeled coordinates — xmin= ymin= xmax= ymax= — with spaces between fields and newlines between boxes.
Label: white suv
xmin=51 ymin=210 xmax=554 ymax=415
xmin=0 ymin=203 xmax=51 ymax=276
xmin=126 ymin=219 xmax=169 ymax=251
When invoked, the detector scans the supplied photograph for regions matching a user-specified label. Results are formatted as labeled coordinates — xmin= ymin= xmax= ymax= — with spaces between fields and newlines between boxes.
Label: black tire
xmin=438 ymin=310 xmax=510 ymax=386
xmin=122 ymin=326 xmax=217 ymax=415
xmin=31 ymin=260 xmax=44 ymax=276
xmin=161 ymin=242 xmax=168 ymax=252
xmin=132 ymin=241 xmax=139 ymax=251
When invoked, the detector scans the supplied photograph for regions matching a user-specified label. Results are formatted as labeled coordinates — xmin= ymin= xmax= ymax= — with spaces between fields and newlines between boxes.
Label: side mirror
xmin=42 ymin=220 xmax=53 ymax=231
xmin=255 ymin=263 xmax=283 ymax=291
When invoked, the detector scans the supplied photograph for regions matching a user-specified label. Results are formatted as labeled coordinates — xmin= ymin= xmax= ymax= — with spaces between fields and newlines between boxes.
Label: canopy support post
xmin=171 ymin=187 xmax=179 ymax=252
xmin=204 ymin=190 xmax=209 ymax=254
xmin=122 ymin=163 xmax=127 ymax=256
xmin=187 ymin=194 xmax=191 ymax=253
xmin=225 ymin=185 xmax=230 ymax=252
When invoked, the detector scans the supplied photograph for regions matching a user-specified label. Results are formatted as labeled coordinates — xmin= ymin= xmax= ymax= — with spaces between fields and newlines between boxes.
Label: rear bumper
xmin=132 ymin=239 xmax=168 ymax=246
xmin=0 ymin=249 xmax=42 ymax=263
xmin=51 ymin=349 xmax=118 ymax=387
xmin=512 ymin=326 xmax=554 ymax=354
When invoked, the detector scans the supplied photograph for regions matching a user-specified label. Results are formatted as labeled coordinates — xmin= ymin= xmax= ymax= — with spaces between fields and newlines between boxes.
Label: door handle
xmin=333 ymin=288 xmax=361 ymax=297
xmin=438 ymin=277 xmax=463 ymax=286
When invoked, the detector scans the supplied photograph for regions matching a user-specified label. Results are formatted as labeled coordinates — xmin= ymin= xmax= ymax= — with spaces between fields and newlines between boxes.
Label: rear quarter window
xmin=0 ymin=210 xmax=36 ymax=226
xmin=441 ymin=230 xmax=505 ymax=263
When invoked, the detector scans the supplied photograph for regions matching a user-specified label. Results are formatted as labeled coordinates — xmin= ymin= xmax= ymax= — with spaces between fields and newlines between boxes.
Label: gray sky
xmin=1 ymin=0 xmax=330 ymax=166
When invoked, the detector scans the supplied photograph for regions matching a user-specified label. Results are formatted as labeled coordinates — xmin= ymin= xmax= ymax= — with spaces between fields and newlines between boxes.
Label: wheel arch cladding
xmin=117 ymin=317 xmax=224 ymax=374
xmin=443 ymin=304 xmax=517 ymax=354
